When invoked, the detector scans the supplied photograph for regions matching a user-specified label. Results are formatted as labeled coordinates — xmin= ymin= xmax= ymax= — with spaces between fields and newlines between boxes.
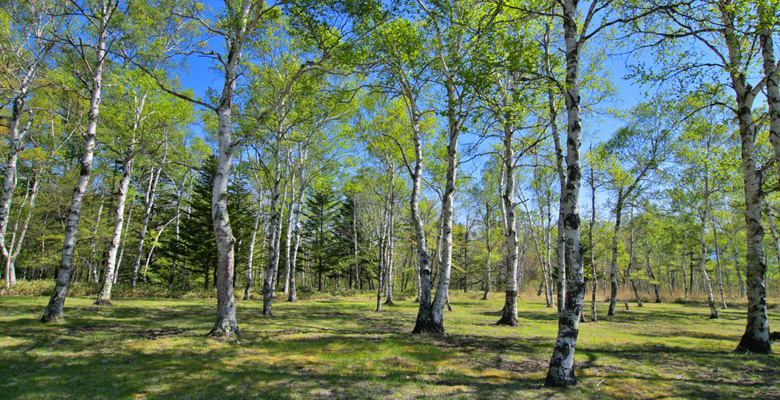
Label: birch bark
xmin=41 ymin=0 xmax=117 ymax=322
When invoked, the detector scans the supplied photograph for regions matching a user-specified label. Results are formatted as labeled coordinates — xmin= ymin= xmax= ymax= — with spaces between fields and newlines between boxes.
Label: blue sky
xmin=172 ymin=1 xmax=648 ymax=218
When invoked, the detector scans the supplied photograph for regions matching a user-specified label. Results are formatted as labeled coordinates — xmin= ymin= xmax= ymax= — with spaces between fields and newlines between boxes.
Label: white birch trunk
xmin=262 ymin=142 xmax=286 ymax=315
xmin=41 ymin=0 xmax=115 ymax=322
xmin=721 ymin=2 xmax=771 ymax=353
xmin=408 ymin=85 xmax=434 ymax=331
xmin=244 ymin=197 xmax=262 ymax=300
xmin=497 ymin=120 xmax=518 ymax=326
xmin=96 ymin=155 xmax=134 ymax=304
xmin=1 ymin=62 xmax=41 ymax=288
xmin=545 ymin=0 xmax=587 ymax=386
xmin=131 ymin=157 xmax=164 ymax=288
xmin=88 ymin=190 xmax=105 ymax=284
xmin=287 ymin=182 xmax=306 ymax=303
xmin=168 ymin=174 xmax=187 ymax=289
xmin=115 ymin=194 xmax=134 ymax=284
xmin=713 ymin=227 xmax=727 ymax=309
xmin=4 ymin=174 xmax=40 ymax=286
xmin=699 ymin=191 xmax=719 ymax=318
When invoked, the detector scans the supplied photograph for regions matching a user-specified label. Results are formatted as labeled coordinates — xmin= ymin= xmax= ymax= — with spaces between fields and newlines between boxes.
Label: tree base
xmin=412 ymin=320 xmax=445 ymax=335
xmin=39 ymin=314 xmax=64 ymax=324
xmin=496 ymin=291 xmax=518 ymax=326
xmin=495 ymin=315 xmax=518 ymax=326
xmin=94 ymin=299 xmax=113 ymax=306
xmin=207 ymin=318 xmax=241 ymax=338
xmin=383 ymin=299 xmax=395 ymax=306
xmin=413 ymin=297 xmax=420 ymax=303
xmin=544 ymin=369 xmax=577 ymax=387
xmin=709 ymin=313 xmax=719 ymax=319
xmin=736 ymin=334 xmax=772 ymax=354
xmin=287 ymin=295 xmax=297 ymax=303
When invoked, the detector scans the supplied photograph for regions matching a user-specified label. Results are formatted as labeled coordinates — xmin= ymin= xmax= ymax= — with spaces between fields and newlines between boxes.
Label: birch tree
xmin=40 ymin=0 xmax=120 ymax=323
xmin=633 ymin=0 xmax=774 ymax=352
xmin=0 ymin=1 xmax=57 ymax=288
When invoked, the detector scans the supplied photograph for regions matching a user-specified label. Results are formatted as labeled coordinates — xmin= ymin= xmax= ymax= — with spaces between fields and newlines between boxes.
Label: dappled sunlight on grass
xmin=0 ymin=295 xmax=778 ymax=399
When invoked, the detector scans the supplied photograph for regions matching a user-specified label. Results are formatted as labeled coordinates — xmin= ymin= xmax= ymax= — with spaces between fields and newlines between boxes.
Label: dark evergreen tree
xmin=302 ymin=188 xmax=340 ymax=291
xmin=174 ymin=156 xmax=254 ymax=290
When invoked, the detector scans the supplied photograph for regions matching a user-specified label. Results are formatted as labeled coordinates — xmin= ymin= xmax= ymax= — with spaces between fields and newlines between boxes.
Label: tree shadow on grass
xmin=2 ymin=297 xmax=779 ymax=399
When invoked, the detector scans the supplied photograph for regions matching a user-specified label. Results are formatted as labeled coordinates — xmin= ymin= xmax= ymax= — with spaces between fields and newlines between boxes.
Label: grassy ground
xmin=0 ymin=295 xmax=778 ymax=400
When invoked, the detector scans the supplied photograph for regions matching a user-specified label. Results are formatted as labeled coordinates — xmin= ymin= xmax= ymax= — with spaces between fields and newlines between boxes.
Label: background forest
xmin=1 ymin=0 xmax=779 ymax=391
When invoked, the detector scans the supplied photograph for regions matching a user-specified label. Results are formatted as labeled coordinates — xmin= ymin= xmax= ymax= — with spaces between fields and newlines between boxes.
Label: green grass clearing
xmin=0 ymin=296 xmax=778 ymax=399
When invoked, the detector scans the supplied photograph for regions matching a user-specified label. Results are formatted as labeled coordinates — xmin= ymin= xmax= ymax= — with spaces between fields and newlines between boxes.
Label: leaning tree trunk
xmin=96 ymin=155 xmax=134 ymax=305
xmin=545 ymin=0 xmax=587 ymax=386
xmin=41 ymin=3 xmax=113 ymax=322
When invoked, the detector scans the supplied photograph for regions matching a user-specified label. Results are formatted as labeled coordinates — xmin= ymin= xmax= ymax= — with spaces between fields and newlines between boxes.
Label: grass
xmin=0 ymin=294 xmax=778 ymax=399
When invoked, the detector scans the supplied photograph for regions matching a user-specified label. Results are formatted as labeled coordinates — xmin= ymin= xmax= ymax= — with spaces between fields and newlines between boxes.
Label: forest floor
xmin=1 ymin=294 xmax=779 ymax=399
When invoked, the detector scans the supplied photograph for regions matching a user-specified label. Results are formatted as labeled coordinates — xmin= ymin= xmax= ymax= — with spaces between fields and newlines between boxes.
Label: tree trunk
xmin=481 ymin=203 xmax=492 ymax=301
xmin=413 ymin=80 xmax=459 ymax=334
xmin=263 ymin=152 xmax=289 ymax=315
xmin=405 ymin=84 xmax=433 ymax=328
xmin=607 ymin=192 xmax=624 ymax=316
xmin=497 ymin=119 xmax=518 ymax=326
xmin=5 ymin=174 xmax=40 ymax=287
xmin=270 ymin=175 xmax=289 ymax=297
xmin=207 ymin=5 xmax=257 ymax=336
xmin=720 ymin=1 xmax=770 ymax=353
xmin=699 ymin=181 xmax=719 ymax=318
xmin=589 ymin=162 xmax=598 ymax=322
xmin=646 ymin=252 xmax=661 ymax=303
xmin=627 ymin=207 xmax=642 ymax=307
xmin=283 ymin=183 xmax=296 ymax=296
xmin=115 ymin=194 xmax=134 ymax=284
xmin=168 ymin=174 xmax=187 ymax=289
xmin=384 ymin=173 xmax=396 ymax=306
xmin=0 ymin=56 xmax=41 ymax=288
xmin=131 ymin=158 xmax=164 ymax=288
xmin=96 ymin=156 xmax=134 ymax=305
xmin=713 ymin=227 xmax=727 ymax=309
xmin=545 ymin=0 xmax=587 ymax=385
xmin=244 ymin=198 xmax=262 ymax=300
xmin=41 ymin=2 xmax=114 ymax=322
xmin=286 ymin=160 xmax=307 ymax=302
xmin=89 ymin=191 xmax=105 ymax=284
